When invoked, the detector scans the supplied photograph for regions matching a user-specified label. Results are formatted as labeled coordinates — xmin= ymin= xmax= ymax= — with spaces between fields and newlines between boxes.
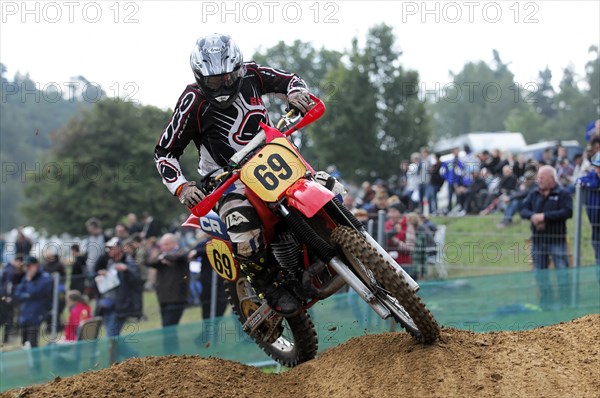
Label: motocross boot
xmin=238 ymin=253 xmax=301 ymax=317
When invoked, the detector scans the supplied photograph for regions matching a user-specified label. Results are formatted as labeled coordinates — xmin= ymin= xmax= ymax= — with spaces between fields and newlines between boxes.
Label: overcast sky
xmin=1 ymin=1 xmax=598 ymax=110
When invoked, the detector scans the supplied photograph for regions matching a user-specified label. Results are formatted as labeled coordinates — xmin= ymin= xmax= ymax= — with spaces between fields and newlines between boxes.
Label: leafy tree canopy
xmin=20 ymin=100 xmax=188 ymax=235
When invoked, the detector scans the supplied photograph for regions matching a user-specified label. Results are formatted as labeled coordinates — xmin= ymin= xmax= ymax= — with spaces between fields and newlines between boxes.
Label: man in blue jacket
xmin=95 ymin=237 xmax=142 ymax=361
xmin=440 ymin=147 xmax=471 ymax=214
xmin=14 ymin=256 xmax=53 ymax=350
xmin=96 ymin=238 xmax=142 ymax=337
xmin=577 ymin=152 xmax=600 ymax=281
xmin=521 ymin=165 xmax=573 ymax=308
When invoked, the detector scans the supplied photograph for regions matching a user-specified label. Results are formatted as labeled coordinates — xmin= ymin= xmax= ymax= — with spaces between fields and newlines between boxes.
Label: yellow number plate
xmin=240 ymin=137 xmax=307 ymax=202
xmin=206 ymin=239 xmax=237 ymax=281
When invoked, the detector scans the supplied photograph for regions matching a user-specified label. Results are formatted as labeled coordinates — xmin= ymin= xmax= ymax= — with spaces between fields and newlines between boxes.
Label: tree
xmin=252 ymin=40 xmax=342 ymax=96
xmin=504 ymin=54 xmax=600 ymax=145
xmin=0 ymin=63 xmax=7 ymax=85
xmin=533 ymin=66 xmax=557 ymax=118
xmin=364 ymin=24 xmax=429 ymax=175
xmin=552 ymin=64 xmax=598 ymax=142
xmin=585 ymin=45 xmax=599 ymax=115
xmin=21 ymin=100 xmax=185 ymax=235
xmin=0 ymin=67 xmax=87 ymax=232
xmin=504 ymin=107 xmax=549 ymax=143
xmin=310 ymin=24 xmax=430 ymax=182
xmin=430 ymin=50 xmax=528 ymax=139
xmin=310 ymin=39 xmax=379 ymax=181
xmin=251 ymin=40 xmax=343 ymax=162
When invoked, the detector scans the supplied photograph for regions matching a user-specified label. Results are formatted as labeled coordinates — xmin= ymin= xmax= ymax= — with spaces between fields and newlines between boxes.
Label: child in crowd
xmin=63 ymin=290 xmax=92 ymax=342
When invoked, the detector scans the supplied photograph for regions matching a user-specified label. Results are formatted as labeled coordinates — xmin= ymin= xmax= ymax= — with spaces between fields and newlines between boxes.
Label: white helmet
xmin=190 ymin=33 xmax=245 ymax=109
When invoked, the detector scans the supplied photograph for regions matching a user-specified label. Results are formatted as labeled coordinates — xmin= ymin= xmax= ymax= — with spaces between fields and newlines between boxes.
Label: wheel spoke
xmin=331 ymin=226 xmax=439 ymax=343
xmin=225 ymin=278 xmax=318 ymax=366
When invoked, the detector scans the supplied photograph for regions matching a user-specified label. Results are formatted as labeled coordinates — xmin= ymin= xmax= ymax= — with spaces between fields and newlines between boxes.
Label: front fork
xmin=327 ymin=256 xmax=391 ymax=319
xmin=277 ymin=202 xmax=417 ymax=320
xmin=324 ymin=197 xmax=421 ymax=292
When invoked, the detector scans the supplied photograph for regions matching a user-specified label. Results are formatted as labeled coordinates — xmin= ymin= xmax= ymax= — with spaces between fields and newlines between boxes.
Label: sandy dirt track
xmin=2 ymin=314 xmax=599 ymax=398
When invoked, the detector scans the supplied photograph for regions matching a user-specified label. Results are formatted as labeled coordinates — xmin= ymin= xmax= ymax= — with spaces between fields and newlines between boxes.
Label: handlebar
xmin=276 ymin=109 xmax=300 ymax=130
xmin=191 ymin=94 xmax=325 ymax=217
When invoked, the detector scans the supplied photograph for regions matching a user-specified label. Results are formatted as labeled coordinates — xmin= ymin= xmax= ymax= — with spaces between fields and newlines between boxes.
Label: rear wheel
xmin=331 ymin=226 xmax=439 ymax=343
xmin=225 ymin=277 xmax=318 ymax=367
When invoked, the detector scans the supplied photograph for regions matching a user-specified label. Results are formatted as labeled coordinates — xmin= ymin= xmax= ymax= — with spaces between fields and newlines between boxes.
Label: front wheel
xmin=225 ymin=277 xmax=318 ymax=367
xmin=331 ymin=226 xmax=440 ymax=343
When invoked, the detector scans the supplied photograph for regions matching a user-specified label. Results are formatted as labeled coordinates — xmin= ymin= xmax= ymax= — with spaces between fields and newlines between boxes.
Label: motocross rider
xmin=154 ymin=33 xmax=315 ymax=316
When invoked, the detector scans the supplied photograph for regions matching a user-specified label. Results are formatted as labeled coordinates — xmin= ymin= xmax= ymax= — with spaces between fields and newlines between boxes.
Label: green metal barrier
xmin=1 ymin=266 xmax=598 ymax=391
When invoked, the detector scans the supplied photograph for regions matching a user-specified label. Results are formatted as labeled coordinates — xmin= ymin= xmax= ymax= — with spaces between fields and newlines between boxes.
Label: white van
xmin=518 ymin=140 xmax=583 ymax=162
xmin=431 ymin=132 xmax=527 ymax=212
xmin=433 ymin=132 xmax=527 ymax=157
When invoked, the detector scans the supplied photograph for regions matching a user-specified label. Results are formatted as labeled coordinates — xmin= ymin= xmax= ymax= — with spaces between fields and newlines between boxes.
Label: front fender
xmin=286 ymin=179 xmax=334 ymax=218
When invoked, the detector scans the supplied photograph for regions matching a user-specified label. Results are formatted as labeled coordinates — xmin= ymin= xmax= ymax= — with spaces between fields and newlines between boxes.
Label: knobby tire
xmin=225 ymin=279 xmax=318 ymax=367
xmin=331 ymin=226 xmax=440 ymax=343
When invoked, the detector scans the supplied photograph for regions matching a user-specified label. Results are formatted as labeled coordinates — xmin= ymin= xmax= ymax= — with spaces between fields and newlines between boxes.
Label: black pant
xmin=159 ymin=302 xmax=186 ymax=327
xmin=21 ymin=323 xmax=42 ymax=373
xmin=159 ymin=302 xmax=186 ymax=355
xmin=21 ymin=323 xmax=41 ymax=347
xmin=0 ymin=301 xmax=15 ymax=343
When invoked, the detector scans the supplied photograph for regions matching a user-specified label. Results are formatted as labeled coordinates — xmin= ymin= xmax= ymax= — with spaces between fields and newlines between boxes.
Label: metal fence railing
xmin=574 ymin=184 xmax=599 ymax=269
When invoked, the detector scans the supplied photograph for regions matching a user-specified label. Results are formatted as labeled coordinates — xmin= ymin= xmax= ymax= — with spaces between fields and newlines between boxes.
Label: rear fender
xmin=286 ymin=179 xmax=334 ymax=218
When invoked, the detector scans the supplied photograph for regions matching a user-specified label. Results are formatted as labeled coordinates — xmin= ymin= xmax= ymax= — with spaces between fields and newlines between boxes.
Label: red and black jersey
xmin=154 ymin=62 xmax=309 ymax=195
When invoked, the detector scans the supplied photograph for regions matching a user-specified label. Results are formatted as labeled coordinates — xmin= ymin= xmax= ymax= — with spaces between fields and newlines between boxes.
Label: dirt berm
xmin=3 ymin=314 xmax=599 ymax=398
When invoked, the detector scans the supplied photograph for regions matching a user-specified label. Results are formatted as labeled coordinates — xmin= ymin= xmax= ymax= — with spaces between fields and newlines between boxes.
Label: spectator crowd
xmin=0 ymin=212 xmax=228 ymax=362
xmin=346 ymin=138 xmax=597 ymax=220
xmin=339 ymin=129 xmax=600 ymax=306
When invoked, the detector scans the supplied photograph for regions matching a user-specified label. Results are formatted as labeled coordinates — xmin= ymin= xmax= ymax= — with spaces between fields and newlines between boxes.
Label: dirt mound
xmin=3 ymin=315 xmax=599 ymax=398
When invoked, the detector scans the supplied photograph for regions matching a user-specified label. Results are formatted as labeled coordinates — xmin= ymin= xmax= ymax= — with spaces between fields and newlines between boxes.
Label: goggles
xmin=202 ymin=68 xmax=244 ymax=91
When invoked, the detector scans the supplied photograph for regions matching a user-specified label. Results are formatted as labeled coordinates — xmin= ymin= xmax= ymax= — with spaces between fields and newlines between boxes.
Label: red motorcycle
xmin=183 ymin=95 xmax=439 ymax=367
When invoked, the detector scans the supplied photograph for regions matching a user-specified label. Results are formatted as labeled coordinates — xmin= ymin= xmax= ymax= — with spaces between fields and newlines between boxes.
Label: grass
xmin=430 ymin=212 xmax=594 ymax=278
